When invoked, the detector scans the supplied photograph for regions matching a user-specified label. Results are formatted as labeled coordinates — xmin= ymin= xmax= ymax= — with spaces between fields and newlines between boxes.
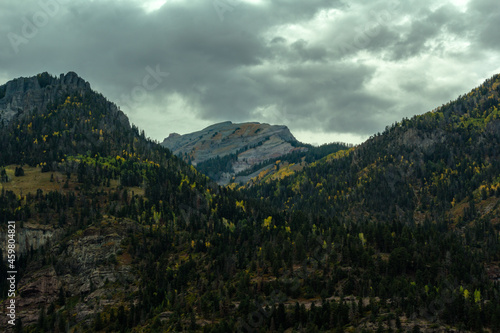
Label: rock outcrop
xmin=0 ymin=72 xmax=89 ymax=124
xmin=0 ymin=218 xmax=139 ymax=328
xmin=161 ymin=121 xmax=306 ymax=184
xmin=0 ymin=72 xmax=129 ymax=129
xmin=0 ymin=223 xmax=60 ymax=261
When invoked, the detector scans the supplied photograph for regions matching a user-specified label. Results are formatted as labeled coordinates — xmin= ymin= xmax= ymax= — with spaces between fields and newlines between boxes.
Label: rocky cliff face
xmin=161 ymin=121 xmax=306 ymax=184
xmin=0 ymin=72 xmax=92 ymax=125
xmin=162 ymin=121 xmax=298 ymax=163
xmin=0 ymin=72 xmax=130 ymax=132
xmin=0 ymin=223 xmax=60 ymax=262
xmin=0 ymin=217 xmax=139 ymax=328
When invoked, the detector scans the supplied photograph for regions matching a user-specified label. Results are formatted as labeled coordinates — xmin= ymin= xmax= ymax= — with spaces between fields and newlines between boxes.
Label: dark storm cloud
xmin=390 ymin=12 xmax=446 ymax=60
xmin=290 ymin=40 xmax=328 ymax=63
xmin=0 ymin=0 xmax=499 ymax=143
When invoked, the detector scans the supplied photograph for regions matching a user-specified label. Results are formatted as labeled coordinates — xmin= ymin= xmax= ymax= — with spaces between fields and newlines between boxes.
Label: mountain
xmin=0 ymin=72 xmax=213 ymax=330
xmin=1 ymin=72 xmax=500 ymax=332
xmin=161 ymin=121 xmax=353 ymax=185
xmin=161 ymin=121 xmax=308 ymax=184
xmin=229 ymin=141 xmax=354 ymax=187
xmin=242 ymin=74 xmax=500 ymax=330
xmin=0 ymin=72 xmax=92 ymax=125
xmin=245 ymin=74 xmax=500 ymax=224
xmin=0 ymin=72 xmax=132 ymax=167
xmin=162 ymin=121 xmax=297 ymax=157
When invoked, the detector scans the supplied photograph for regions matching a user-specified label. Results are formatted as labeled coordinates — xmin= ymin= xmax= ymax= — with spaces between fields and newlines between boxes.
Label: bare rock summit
xmin=161 ymin=121 xmax=306 ymax=184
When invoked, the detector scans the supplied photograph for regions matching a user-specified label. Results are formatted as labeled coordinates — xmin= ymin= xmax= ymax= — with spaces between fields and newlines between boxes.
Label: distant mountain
xmin=161 ymin=121 xmax=307 ymax=184
xmin=161 ymin=121 xmax=354 ymax=185
xmin=230 ymin=141 xmax=354 ymax=187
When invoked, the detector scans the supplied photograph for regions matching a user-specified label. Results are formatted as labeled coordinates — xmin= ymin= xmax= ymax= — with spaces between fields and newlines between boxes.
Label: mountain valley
xmin=0 ymin=72 xmax=499 ymax=332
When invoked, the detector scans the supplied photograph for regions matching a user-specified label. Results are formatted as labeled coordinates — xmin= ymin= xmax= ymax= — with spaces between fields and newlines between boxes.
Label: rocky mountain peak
xmin=0 ymin=72 xmax=92 ymax=124
xmin=58 ymin=71 xmax=91 ymax=90
xmin=166 ymin=132 xmax=181 ymax=139
xmin=161 ymin=121 xmax=305 ymax=184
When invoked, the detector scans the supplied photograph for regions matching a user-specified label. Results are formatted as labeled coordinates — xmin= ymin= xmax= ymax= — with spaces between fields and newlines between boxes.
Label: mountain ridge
xmin=0 ymin=71 xmax=212 ymax=329
xmin=244 ymin=74 xmax=500 ymax=224
xmin=161 ymin=120 xmax=307 ymax=184
xmin=0 ymin=72 xmax=92 ymax=125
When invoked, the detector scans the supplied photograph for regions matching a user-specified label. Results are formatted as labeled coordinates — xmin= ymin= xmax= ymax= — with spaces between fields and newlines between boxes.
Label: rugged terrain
xmin=0 ymin=72 xmax=91 ymax=125
xmin=161 ymin=121 xmax=307 ymax=184
xmin=0 ymin=72 xmax=500 ymax=332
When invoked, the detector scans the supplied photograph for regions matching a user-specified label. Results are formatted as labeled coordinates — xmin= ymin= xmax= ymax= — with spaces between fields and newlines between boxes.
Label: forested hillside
xmin=230 ymin=142 xmax=353 ymax=187
xmin=240 ymin=74 xmax=500 ymax=331
xmin=245 ymin=75 xmax=500 ymax=223
xmin=0 ymin=72 xmax=499 ymax=332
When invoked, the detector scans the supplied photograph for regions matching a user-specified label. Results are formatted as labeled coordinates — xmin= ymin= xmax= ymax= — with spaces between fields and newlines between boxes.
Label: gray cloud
xmin=0 ymin=0 xmax=499 ymax=144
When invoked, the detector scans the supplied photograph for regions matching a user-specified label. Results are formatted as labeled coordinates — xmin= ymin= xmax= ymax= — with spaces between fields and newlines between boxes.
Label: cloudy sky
xmin=1 ymin=0 xmax=499 ymax=145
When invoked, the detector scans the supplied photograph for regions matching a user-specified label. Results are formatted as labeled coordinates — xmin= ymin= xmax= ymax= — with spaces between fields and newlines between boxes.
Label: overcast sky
xmin=1 ymin=0 xmax=499 ymax=145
